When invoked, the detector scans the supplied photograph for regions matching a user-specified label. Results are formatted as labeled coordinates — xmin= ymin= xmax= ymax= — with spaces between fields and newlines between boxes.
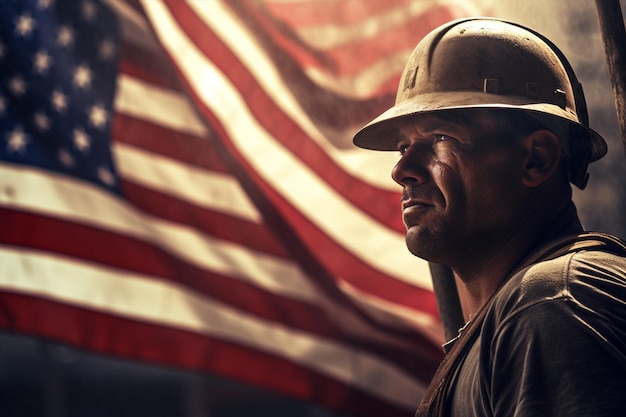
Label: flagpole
xmin=429 ymin=263 xmax=465 ymax=342
xmin=594 ymin=0 xmax=626 ymax=157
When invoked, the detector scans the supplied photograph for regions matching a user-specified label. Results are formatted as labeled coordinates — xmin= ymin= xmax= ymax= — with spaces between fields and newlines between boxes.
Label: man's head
xmin=352 ymin=18 xmax=606 ymax=266
xmin=390 ymin=108 xmax=565 ymax=264
xmin=353 ymin=17 xmax=607 ymax=190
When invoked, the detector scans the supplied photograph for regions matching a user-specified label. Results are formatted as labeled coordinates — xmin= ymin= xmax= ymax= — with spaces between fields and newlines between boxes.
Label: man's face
xmin=391 ymin=110 xmax=528 ymax=265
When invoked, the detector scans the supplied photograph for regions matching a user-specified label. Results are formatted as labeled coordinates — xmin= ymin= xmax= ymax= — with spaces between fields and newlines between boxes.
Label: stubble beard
xmin=405 ymin=224 xmax=450 ymax=264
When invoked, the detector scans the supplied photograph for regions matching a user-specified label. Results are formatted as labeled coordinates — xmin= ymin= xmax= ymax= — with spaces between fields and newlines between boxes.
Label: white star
xmin=57 ymin=25 xmax=75 ymax=47
xmin=73 ymin=128 xmax=91 ymax=153
xmin=34 ymin=111 xmax=51 ymax=131
xmin=38 ymin=0 xmax=54 ymax=9
xmin=98 ymin=166 xmax=116 ymax=186
xmin=51 ymin=89 xmax=68 ymax=112
xmin=73 ymin=64 xmax=92 ymax=89
xmin=34 ymin=50 xmax=52 ymax=74
xmin=8 ymin=76 xmax=27 ymax=96
xmin=58 ymin=149 xmax=75 ymax=167
xmin=15 ymin=13 xmax=36 ymax=37
xmin=99 ymin=39 xmax=116 ymax=61
xmin=81 ymin=1 xmax=97 ymax=21
xmin=6 ymin=126 xmax=29 ymax=154
xmin=88 ymin=103 xmax=108 ymax=129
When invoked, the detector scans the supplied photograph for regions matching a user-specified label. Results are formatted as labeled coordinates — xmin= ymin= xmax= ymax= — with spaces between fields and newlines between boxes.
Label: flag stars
xmin=58 ymin=149 xmax=75 ymax=167
xmin=73 ymin=64 xmax=92 ymax=89
xmin=34 ymin=50 xmax=52 ymax=74
xmin=99 ymin=39 xmax=116 ymax=61
xmin=98 ymin=166 xmax=116 ymax=186
xmin=81 ymin=1 xmax=97 ymax=21
xmin=57 ymin=25 xmax=75 ymax=48
xmin=6 ymin=126 xmax=29 ymax=154
xmin=34 ymin=111 xmax=51 ymax=131
xmin=8 ymin=76 xmax=27 ymax=96
xmin=73 ymin=128 xmax=91 ymax=153
xmin=38 ymin=0 xmax=55 ymax=9
xmin=88 ymin=103 xmax=108 ymax=129
xmin=15 ymin=13 xmax=36 ymax=37
xmin=51 ymin=89 xmax=68 ymax=112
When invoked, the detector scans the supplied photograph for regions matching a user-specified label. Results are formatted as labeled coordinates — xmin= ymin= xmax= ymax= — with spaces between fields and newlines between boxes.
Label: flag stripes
xmin=0 ymin=0 xmax=491 ymax=414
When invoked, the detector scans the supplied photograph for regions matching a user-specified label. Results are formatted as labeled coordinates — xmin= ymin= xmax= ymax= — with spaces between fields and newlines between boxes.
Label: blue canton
xmin=0 ymin=0 xmax=122 ymax=195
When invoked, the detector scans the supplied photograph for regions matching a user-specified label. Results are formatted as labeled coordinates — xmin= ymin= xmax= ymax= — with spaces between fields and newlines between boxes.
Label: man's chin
xmin=405 ymin=230 xmax=436 ymax=260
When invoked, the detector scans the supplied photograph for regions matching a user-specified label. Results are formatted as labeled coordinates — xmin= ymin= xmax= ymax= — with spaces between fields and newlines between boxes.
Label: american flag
xmin=0 ymin=0 xmax=489 ymax=415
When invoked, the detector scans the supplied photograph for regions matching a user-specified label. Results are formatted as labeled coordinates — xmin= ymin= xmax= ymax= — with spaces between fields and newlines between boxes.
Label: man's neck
xmin=455 ymin=202 xmax=583 ymax=320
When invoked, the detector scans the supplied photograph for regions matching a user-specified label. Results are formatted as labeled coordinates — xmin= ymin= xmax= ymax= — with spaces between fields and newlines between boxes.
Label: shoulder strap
xmin=414 ymin=232 xmax=626 ymax=417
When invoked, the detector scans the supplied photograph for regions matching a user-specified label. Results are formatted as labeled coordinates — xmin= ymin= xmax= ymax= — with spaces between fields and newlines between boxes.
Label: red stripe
xmin=164 ymin=0 xmax=406 ymax=233
xmin=0 ymin=292 xmax=418 ymax=417
xmin=120 ymin=180 xmax=289 ymax=258
xmin=119 ymin=42 xmax=183 ymax=91
xmin=111 ymin=113 xmax=231 ymax=174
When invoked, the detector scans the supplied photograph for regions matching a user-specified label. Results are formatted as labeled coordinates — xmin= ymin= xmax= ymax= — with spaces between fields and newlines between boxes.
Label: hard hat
xmin=352 ymin=17 xmax=607 ymax=188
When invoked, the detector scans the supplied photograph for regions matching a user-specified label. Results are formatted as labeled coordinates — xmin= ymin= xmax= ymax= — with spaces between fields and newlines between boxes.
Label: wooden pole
xmin=594 ymin=0 xmax=626 ymax=157
xmin=429 ymin=263 xmax=465 ymax=342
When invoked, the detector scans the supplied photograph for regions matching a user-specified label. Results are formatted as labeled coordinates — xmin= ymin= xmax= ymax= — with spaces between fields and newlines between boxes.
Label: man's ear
xmin=520 ymin=129 xmax=562 ymax=187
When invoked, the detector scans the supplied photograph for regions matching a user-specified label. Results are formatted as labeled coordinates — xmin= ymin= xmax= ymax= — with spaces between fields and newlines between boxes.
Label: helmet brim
xmin=352 ymin=91 xmax=607 ymax=162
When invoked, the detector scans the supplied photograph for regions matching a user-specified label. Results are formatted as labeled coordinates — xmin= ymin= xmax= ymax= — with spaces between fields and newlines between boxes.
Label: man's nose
xmin=391 ymin=144 xmax=430 ymax=187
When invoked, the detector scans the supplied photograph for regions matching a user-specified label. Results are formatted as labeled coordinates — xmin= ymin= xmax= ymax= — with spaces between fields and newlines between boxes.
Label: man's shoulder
xmin=507 ymin=232 xmax=626 ymax=296
xmin=488 ymin=237 xmax=626 ymax=329
xmin=522 ymin=238 xmax=625 ymax=290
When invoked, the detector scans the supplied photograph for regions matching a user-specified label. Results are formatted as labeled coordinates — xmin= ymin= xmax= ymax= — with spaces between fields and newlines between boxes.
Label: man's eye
xmin=398 ymin=144 xmax=410 ymax=155
xmin=433 ymin=134 xmax=453 ymax=144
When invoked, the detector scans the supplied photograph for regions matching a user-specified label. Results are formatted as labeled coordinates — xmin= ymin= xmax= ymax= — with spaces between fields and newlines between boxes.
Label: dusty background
xmin=496 ymin=0 xmax=626 ymax=238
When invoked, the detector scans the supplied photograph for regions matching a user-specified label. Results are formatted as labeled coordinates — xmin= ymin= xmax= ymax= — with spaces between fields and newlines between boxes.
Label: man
xmin=353 ymin=18 xmax=626 ymax=417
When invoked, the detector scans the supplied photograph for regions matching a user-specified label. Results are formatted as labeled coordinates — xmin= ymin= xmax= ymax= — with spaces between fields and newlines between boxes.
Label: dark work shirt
xmin=447 ymin=249 xmax=626 ymax=416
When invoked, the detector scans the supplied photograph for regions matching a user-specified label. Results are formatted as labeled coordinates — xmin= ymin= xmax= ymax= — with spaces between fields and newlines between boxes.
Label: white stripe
xmin=141 ymin=1 xmax=433 ymax=290
xmin=113 ymin=142 xmax=261 ymax=223
xmin=0 ymin=164 xmax=315 ymax=302
xmin=114 ymin=74 xmax=208 ymax=137
xmin=0 ymin=247 xmax=426 ymax=408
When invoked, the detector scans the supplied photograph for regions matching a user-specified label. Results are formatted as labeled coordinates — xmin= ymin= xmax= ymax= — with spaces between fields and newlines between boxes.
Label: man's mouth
xmin=402 ymin=198 xmax=434 ymax=211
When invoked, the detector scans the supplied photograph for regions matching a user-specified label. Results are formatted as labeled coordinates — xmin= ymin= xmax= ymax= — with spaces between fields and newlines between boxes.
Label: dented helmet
xmin=352 ymin=18 xmax=607 ymax=189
